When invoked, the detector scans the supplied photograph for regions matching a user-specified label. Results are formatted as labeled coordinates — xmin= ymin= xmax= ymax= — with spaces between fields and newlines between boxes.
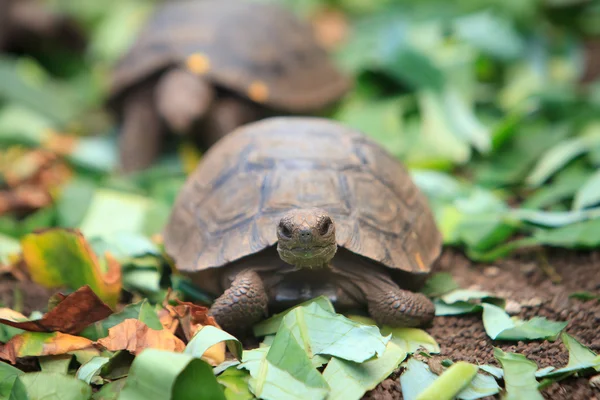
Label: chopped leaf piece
xmin=278 ymin=302 xmax=389 ymax=363
xmin=76 ymin=356 xmax=110 ymax=384
xmin=536 ymin=333 xmax=600 ymax=379
xmin=119 ymin=349 xmax=226 ymax=400
xmin=494 ymin=348 xmax=543 ymax=400
xmin=0 ymin=362 xmax=23 ymax=397
xmin=481 ymin=303 xmax=567 ymax=341
xmin=80 ymin=299 xmax=162 ymax=341
xmin=323 ymin=341 xmax=407 ymax=400
xmin=216 ymin=367 xmax=254 ymax=400
xmin=14 ymin=372 xmax=93 ymax=400
xmin=39 ymin=354 xmax=73 ymax=374
xmin=415 ymin=361 xmax=478 ymax=400
xmin=252 ymin=295 xmax=335 ymax=337
xmin=380 ymin=327 xmax=440 ymax=354
xmin=185 ymin=325 xmax=242 ymax=366
xmin=400 ymin=358 xmax=437 ymax=400
xmin=456 ymin=373 xmax=500 ymax=399
xmin=0 ymin=332 xmax=94 ymax=364
xmin=97 ymin=319 xmax=185 ymax=355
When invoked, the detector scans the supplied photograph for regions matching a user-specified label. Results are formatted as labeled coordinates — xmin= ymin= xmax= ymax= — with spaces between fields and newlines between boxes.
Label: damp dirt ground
xmin=364 ymin=248 xmax=600 ymax=400
xmin=1 ymin=248 xmax=598 ymax=399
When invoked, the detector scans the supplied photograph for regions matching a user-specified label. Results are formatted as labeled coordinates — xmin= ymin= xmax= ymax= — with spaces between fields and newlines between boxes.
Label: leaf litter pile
xmin=1 ymin=0 xmax=600 ymax=399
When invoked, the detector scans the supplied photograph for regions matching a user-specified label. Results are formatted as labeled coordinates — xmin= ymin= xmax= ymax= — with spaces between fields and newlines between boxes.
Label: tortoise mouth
xmin=277 ymin=243 xmax=337 ymax=268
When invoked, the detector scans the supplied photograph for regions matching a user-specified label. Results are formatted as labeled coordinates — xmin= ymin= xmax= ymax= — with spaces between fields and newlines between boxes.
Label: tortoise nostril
xmin=299 ymin=229 xmax=312 ymax=241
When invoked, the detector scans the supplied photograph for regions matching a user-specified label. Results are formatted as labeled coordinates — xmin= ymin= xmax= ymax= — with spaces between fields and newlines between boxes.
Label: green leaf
xmin=531 ymin=217 xmax=600 ymax=247
xmin=39 ymin=354 xmax=72 ymax=374
xmin=185 ymin=325 xmax=243 ymax=361
xmin=380 ymin=327 xmax=440 ymax=354
xmin=322 ymin=341 xmax=407 ymax=400
xmin=526 ymin=122 xmax=600 ymax=187
xmin=79 ymin=189 xmax=155 ymax=240
xmin=493 ymin=348 xmax=543 ymax=400
xmin=456 ymin=372 xmax=500 ymax=400
xmin=420 ymin=272 xmax=460 ymax=298
xmin=118 ymin=349 xmax=226 ymax=400
xmin=216 ymin=368 xmax=254 ymax=400
xmin=0 ymin=56 xmax=80 ymax=125
xmin=76 ymin=356 xmax=110 ymax=384
xmin=0 ymin=362 xmax=24 ymax=398
xmin=13 ymin=372 xmax=93 ymax=400
xmin=239 ymin=347 xmax=328 ymax=400
xmin=482 ymin=303 xmax=567 ymax=341
xmin=536 ymin=333 xmax=600 ymax=379
xmin=278 ymin=302 xmax=389 ymax=363
xmin=66 ymin=136 xmax=117 ymax=173
xmin=55 ymin=178 xmax=96 ymax=228
xmin=92 ymin=379 xmax=127 ymax=400
xmin=400 ymin=358 xmax=438 ymax=400
xmin=573 ymin=169 xmax=600 ymax=210
xmin=510 ymin=207 xmax=600 ymax=228
xmin=79 ymin=300 xmax=162 ymax=341
xmin=252 ymin=296 xmax=335 ymax=337
xmin=415 ymin=361 xmax=479 ymax=400
xmin=453 ymin=11 xmax=525 ymax=60
xmin=334 ymin=96 xmax=408 ymax=158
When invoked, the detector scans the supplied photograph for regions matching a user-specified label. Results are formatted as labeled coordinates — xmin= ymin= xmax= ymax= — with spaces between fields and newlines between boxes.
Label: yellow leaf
xmin=20 ymin=229 xmax=122 ymax=309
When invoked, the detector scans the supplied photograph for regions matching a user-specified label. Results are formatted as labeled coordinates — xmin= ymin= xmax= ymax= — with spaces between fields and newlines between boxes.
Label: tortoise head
xmin=276 ymin=208 xmax=337 ymax=268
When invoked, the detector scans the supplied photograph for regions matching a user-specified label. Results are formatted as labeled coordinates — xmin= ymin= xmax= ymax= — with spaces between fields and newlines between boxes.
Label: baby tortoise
xmin=108 ymin=0 xmax=351 ymax=173
xmin=163 ymin=117 xmax=442 ymax=334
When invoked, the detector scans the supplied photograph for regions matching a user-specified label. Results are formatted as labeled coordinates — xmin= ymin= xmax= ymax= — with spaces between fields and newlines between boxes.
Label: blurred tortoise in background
xmin=108 ymin=0 xmax=351 ymax=173
xmin=0 ymin=0 xmax=85 ymax=58
xmin=163 ymin=117 xmax=442 ymax=334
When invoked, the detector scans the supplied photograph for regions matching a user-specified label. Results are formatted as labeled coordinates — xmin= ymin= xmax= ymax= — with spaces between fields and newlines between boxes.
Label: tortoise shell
xmin=109 ymin=0 xmax=351 ymax=112
xmin=163 ymin=117 xmax=442 ymax=279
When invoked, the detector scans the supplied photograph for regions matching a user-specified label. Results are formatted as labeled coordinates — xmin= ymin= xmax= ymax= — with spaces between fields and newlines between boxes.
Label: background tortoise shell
xmin=109 ymin=0 xmax=351 ymax=112
xmin=164 ymin=117 xmax=443 ymax=279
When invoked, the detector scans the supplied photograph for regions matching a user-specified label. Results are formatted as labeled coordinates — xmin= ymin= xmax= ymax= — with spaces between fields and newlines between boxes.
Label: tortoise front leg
xmin=365 ymin=286 xmax=435 ymax=327
xmin=210 ymin=269 xmax=268 ymax=335
xmin=118 ymin=84 xmax=164 ymax=173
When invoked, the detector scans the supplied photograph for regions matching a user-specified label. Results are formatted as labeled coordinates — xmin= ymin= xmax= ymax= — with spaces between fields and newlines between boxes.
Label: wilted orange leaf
xmin=158 ymin=298 xmax=220 ymax=341
xmin=0 ymin=331 xmax=95 ymax=364
xmin=97 ymin=319 xmax=185 ymax=355
xmin=0 ymin=285 xmax=113 ymax=334
xmin=20 ymin=229 xmax=122 ymax=309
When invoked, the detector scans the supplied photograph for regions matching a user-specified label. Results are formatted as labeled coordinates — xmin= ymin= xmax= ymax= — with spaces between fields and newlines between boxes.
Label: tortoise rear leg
xmin=210 ymin=269 xmax=268 ymax=335
xmin=200 ymin=97 xmax=264 ymax=148
xmin=365 ymin=285 xmax=435 ymax=328
xmin=118 ymin=84 xmax=164 ymax=173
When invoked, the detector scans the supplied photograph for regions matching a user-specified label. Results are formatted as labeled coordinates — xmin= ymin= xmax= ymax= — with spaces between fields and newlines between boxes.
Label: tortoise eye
xmin=319 ymin=218 xmax=332 ymax=236
xmin=279 ymin=223 xmax=292 ymax=238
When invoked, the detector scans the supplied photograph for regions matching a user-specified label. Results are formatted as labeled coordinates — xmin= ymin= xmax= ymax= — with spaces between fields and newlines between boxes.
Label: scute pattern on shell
xmin=164 ymin=117 xmax=442 ymax=276
xmin=109 ymin=0 xmax=350 ymax=112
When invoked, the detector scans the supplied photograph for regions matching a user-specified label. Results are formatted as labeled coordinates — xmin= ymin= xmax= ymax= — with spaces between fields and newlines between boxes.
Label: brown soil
xmin=364 ymin=248 xmax=600 ymax=400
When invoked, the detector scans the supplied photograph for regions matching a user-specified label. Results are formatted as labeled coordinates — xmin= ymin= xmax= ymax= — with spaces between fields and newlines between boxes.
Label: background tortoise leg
xmin=210 ymin=269 xmax=268 ymax=335
xmin=118 ymin=84 xmax=164 ymax=173
xmin=201 ymin=97 xmax=263 ymax=148
xmin=365 ymin=285 xmax=435 ymax=328
xmin=155 ymin=67 xmax=215 ymax=135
